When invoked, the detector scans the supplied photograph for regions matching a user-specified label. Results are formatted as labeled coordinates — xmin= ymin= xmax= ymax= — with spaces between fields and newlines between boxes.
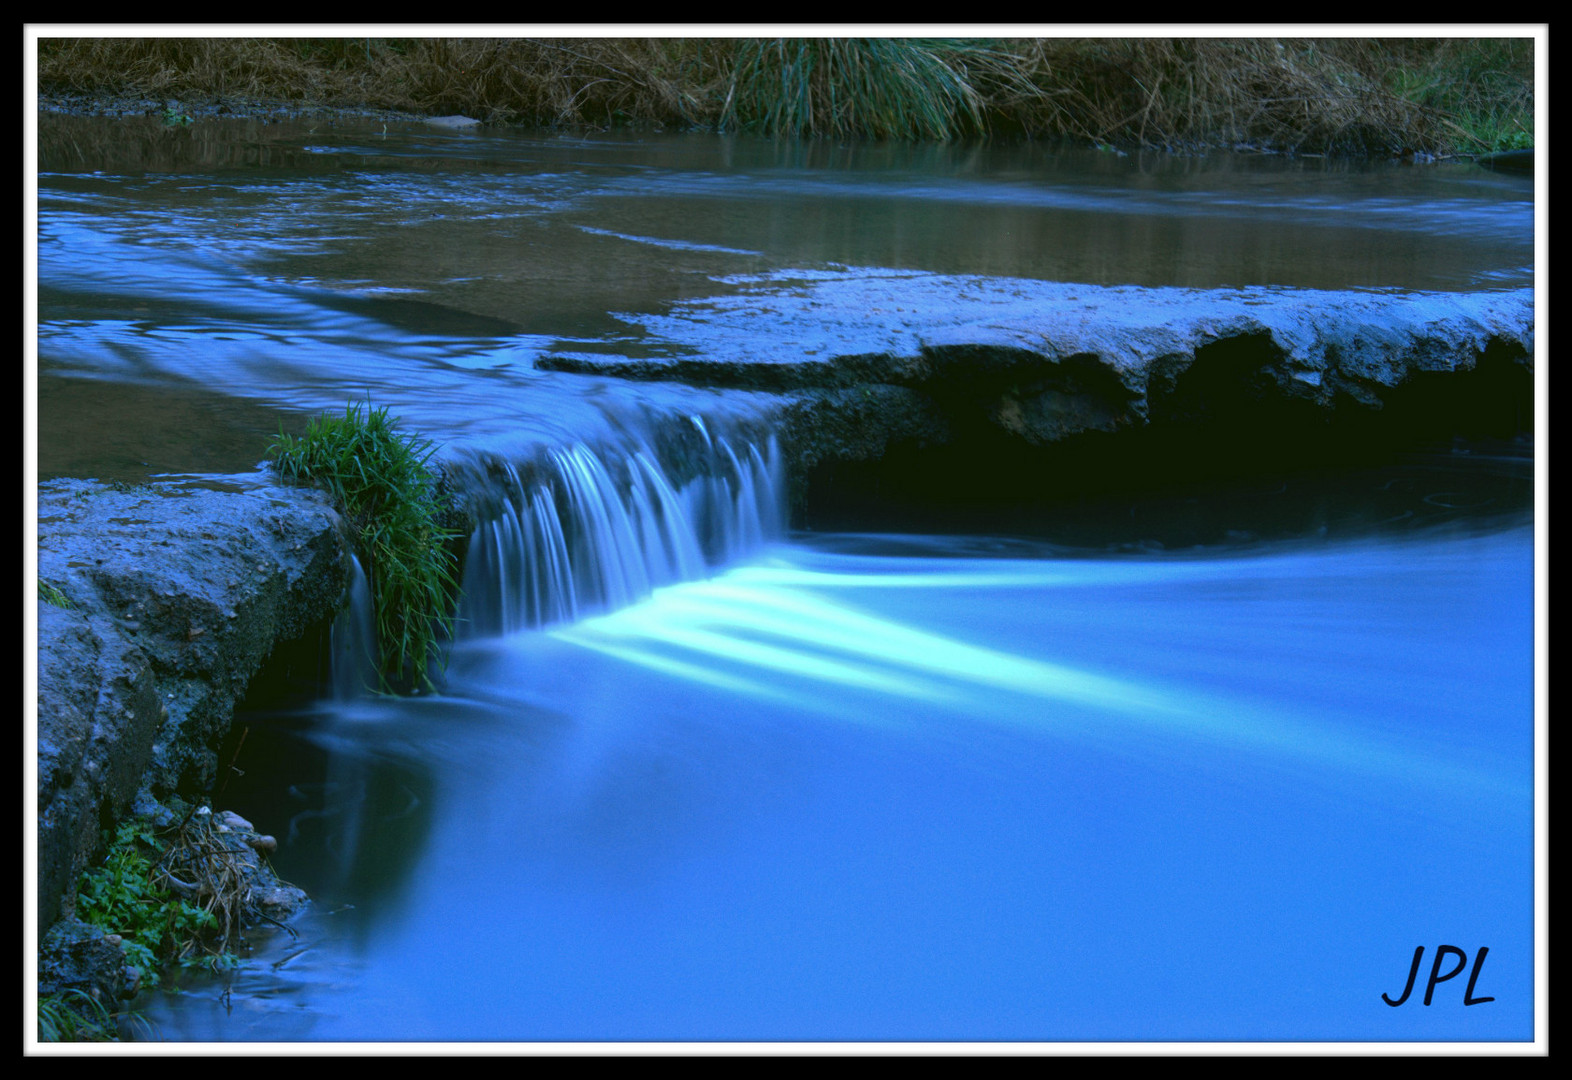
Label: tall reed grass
xmin=37 ymin=36 xmax=1534 ymax=153
xmin=719 ymin=39 xmax=1019 ymax=140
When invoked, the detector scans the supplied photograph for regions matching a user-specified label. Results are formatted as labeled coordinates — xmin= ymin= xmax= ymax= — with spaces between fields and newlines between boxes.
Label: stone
xmin=34 ymin=474 xmax=352 ymax=936
xmin=534 ymin=270 xmax=1534 ymax=479
xmin=38 ymin=917 xmax=139 ymax=1004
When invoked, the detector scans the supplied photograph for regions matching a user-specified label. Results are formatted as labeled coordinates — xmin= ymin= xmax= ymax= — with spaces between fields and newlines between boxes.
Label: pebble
xmin=217 ymin=810 xmax=254 ymax=831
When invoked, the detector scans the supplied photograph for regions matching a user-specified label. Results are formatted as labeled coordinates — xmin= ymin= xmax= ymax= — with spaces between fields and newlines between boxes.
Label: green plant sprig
xmin=269 ymin=400 xmax=461 ymax=693
xmin=73 ymin=818 xmax=223 ymax=990
xmin=37 ymin=988 xmax=118 ymax=1042
xmin=38 ymin=579 xmax=74 ymax=608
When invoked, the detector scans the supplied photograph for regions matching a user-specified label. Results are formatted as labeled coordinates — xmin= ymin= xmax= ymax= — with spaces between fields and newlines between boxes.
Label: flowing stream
xmin=33 ymin=115 xmax=1537 ymax=1043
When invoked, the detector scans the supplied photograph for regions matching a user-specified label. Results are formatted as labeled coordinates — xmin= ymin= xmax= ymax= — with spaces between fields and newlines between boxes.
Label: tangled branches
xmin=153 ymin=806 xmax=295 ymax=967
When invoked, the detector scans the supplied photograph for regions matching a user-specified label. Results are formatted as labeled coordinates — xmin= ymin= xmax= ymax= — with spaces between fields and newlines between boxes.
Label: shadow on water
xmin=800 ymin=433 xmax=1535 ymax=553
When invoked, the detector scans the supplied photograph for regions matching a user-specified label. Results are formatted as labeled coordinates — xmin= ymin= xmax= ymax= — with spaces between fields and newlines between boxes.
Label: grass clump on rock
xmin=38 ymin=579 xmax=74 ymax=608
xmin=37 ymin=987 xmax=119 ymax=1042
xmin=269 ymin=401 xmax=459 ymax=693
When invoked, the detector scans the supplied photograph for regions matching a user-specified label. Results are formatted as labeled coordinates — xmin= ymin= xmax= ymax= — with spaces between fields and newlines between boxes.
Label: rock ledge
xmin=35 ymin=475 xmax=351 ymax=935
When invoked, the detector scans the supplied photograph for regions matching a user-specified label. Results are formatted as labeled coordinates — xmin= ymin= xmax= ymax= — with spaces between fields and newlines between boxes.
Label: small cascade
xmin=330 ymin=554 xmax=377 ymax=699
xmin=454 ymin=423 xmax=786 ymax=639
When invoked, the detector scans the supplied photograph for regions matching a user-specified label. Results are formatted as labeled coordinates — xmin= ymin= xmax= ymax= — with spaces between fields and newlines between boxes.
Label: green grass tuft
xmin=1385 ymin=39 xmax=1534 ymax=152
xmin=269 ymin=401 xmax=460 ymax=693
xmin=720 ymin=38 xmax=1011 ymax=140
xmin=37 ymin=988 xmax=118 ymax=1042
xmin=38 ymin=579 xmax=74 ymax=609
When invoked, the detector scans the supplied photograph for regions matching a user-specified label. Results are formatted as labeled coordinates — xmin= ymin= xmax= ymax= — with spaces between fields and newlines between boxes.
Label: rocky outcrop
xmin=38 ymin=916 xmax=141 ymax=1012
xmin=35 ymin=475 xmax=351 ymax=934
xmin=537 ymin=271 xmax=1535 ymax=478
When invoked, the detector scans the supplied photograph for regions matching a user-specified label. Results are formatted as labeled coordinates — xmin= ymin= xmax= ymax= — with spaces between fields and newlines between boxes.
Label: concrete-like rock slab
xmin=35 ymin=475 xmax=351 ymax=933
xmin=543 ymin=269 xmax=1532 ymax=386
xmin=538 ymin=269 xmax=1534 ymax=466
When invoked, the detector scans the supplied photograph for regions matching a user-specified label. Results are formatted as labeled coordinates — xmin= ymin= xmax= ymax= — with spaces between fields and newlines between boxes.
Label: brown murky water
xmin=35 ymin=113 xmax=1532 ymax=484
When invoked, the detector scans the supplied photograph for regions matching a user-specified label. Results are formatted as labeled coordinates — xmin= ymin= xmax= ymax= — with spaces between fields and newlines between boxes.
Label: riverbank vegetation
xmin=37 ymin=36 xmax=1534 ymax=155
xmin=269 ymin=402 xmax=459 ymax=693
xmin=38 ymin=987 xmax=120 ymax=1042
xmin=73 ymin=814 xmax=232 ymax=990
xmin=37 ymin=578 xmax=73 ymax=608
xmin=41 ymin=801 xmax=292 ymax=1040
xmin=42 ymin=808 xmax=226 ymax=1040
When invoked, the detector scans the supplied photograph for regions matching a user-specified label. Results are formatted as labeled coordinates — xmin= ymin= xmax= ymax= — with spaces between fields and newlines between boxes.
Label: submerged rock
xmin=1476 ymin=149 xmax=1534 ymax=174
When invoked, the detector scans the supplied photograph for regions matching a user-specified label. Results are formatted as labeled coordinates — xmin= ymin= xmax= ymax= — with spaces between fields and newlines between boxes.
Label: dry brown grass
xmin=1001 ymin=39 xmax=1461 ymax=152
xmin=37 ymin=38 xmax=719 ymax=126
xmin=37 ymin=36 xmax=1534 ymax=153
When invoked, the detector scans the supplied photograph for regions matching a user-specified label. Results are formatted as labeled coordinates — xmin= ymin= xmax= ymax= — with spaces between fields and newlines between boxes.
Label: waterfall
xmin=453 ymin=424 xmax=786 ymax=639
xmin=330 ymin=554 xmax=377 ymax=699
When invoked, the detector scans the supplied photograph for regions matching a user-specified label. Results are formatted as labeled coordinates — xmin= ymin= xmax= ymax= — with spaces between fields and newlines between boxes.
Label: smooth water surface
xmin=145 ymin=511 xmax=1534 ymax=1042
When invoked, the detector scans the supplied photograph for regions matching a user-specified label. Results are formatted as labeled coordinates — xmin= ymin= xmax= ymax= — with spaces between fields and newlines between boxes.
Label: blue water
xmin=34 ymin=122 xmax=1535 ymax=482
xmin=145 ymin=519 xmax=1535 ymax=1043
xmin=32 ymin=118 xmax=1538 ymax=1044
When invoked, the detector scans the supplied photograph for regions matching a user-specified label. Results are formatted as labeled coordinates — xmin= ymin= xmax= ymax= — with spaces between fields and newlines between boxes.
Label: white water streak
xmin=456 ymin=432 xmax=784 ymax=638
xmin=331 ymin=554 xmax=377 ymax=700
xmin=550 ymin=550 xmax=1526 ymax=803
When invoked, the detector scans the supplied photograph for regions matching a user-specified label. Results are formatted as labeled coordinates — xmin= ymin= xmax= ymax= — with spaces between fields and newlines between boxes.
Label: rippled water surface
xmin=32 ymin=115 xmax=1538 ymax=1044
xmin=36 ymin=115 xmax=1534 ymax=482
